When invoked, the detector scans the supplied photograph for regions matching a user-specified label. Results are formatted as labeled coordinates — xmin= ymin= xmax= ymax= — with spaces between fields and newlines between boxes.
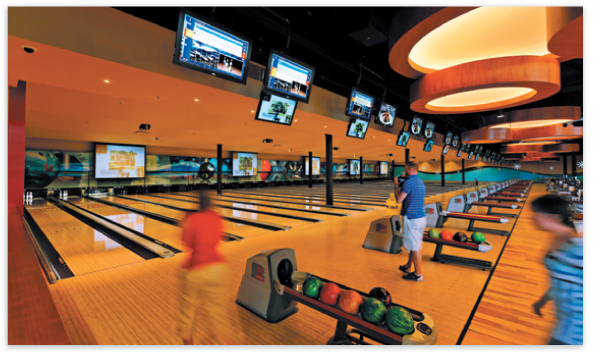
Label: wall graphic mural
xmin=393 ymin=166 xmax=583 ymax=182
xmin=24 ymin=150 xmax=389 ymax=189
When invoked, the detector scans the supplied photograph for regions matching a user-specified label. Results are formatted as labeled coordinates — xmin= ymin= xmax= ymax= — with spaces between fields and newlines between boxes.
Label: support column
xmin=571 ymin=152 xmax=577 ymax=181
xmin=217 ymin=144 xmax=222 ymax=194
xmin=563 ymin=155 xmax=568 ymax=178
xmin=326 ymin=134 xmax=333 ymax=206
xmin=462 ymin=158 xmax=465 ymax=184
xmin=360 ymin=156 xmax=363 ymax=184
xmin=308 ymin=152 xmax=313 ymax=188
xmin=391 ymin=160 xmax=395 ymax=180
xmin=405 ymin=148 xmax=410 ymax=170
xmin=441 ymin=154 xmax=446 ymax=187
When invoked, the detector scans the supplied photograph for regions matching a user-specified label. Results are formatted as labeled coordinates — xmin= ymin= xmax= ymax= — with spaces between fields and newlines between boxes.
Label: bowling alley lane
xmin=121 ymin=194 xmax=314 ymax=229
xmin=151 ymin=192 xmax=341 ymax=222
xmin=25 ymin=199 xmax=146 ymax=276
xmin=67 ymin=198 xmax=186 ymax=250
xmin=99 ymin=196 xmax=273 ymax=240
xmin=227 ymin=189 xmax=389 ymax=205
xmin=216 ymin=191 xmax=376 ymax=209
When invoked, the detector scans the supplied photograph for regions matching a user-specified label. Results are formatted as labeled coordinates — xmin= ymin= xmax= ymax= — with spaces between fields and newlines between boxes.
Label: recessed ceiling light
xmin=251 ymin=110 xmax=255 ymax=113
xmin=294 ymin=120 xmax=297 ymax=122
xmin=104 ymin=80 xmax=110 ymax=83
xmin=324 ymin=126 xmax=327 ymax=128
xmin=195 ymin=99 xmax=199 ymax=102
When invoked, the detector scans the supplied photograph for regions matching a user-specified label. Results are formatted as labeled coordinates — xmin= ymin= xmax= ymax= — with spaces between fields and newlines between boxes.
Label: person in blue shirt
xmin=531 ymin=195 xmax=583 ymax=345
xmin=396 ymin=162 xmax=427 ymax=282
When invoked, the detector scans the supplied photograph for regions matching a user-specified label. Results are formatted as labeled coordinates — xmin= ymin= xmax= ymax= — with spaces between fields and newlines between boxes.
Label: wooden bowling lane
xmin=123 ymin=194 xmax=310 ymax=229
xmin=153 ymin=192 xmax=341 ymax=222
xmin=217 ymin=192 xmax=376 ymax=210
xmin=24 ymin=199 xmax=146 ymax=276
xmin=461 ymin=184 xmax=558 ymax=345
xmin=224 ymin=189 xmax=388 ymax=207
xmin=101 ymin=196 xmax=273 ymax=240
xmin=68 ymin=198 xmax=185 ymax=250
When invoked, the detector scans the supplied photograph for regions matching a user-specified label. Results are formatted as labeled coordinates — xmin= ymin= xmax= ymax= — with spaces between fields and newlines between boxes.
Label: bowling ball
xmin=361 ymin=298 xmax=387 ymax=324
xmin=453 ymin=232 xmax=468 ymax=242
xmin=260 ymin=160 xmax=272 ymax=181
xmin=428 ymin=228 xmax=441 ymax=238
xmin=385 ymin=306 xmax=415 ymax=335
xmin=198 ymin=162 xmax=215 ymax=180
xmin=302 ymin=277 xmax=324 ymax=299
xmin=440 ymin=230 xmax=454 ymax=241
xmin=368 ymin=287 xmax=392 ymax=307
xmin=471 ymin=232 xmax=486 ymax=244
xmin=320 ymin=282 xmax=342 ymax=305
xmin=338 ymin=289 xmax=363 ymax=315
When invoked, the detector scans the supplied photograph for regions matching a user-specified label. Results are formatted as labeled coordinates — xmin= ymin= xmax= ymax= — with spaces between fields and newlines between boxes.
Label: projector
xmin=139 ymin=124 xmax=151 ymax=131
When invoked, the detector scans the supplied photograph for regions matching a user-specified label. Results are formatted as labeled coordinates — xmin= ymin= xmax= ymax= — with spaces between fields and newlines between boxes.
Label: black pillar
xmin=326 ymin=134 xmax=333 ymax=206
xmin=360 ymin=156 xmax=363 ymax=184
xmin=391 ymin=160 xmax=395 ymax=179
xmin=217 ymin=144 xmax=222 ymax=194
xmin=308 ymin=152 xmax=313 ymax=188
xmin=405 ymin=148 xmax=410 ymax=170
xmin=462 ymin=158 xmax=465 ymax=184
xmin=571 ymin=152 xmax=577 ymax=181
xmin=563 ymin=155 xmax=568 ymax=178
xmin=441 ymin=155 xmax=446 ymax=187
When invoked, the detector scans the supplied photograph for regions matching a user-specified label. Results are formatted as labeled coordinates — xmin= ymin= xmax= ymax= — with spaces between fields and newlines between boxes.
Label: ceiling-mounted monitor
xmin=444 ymin=132 xmax=453 ymax=145
xmin=457 ymin=149 xmax=462 ymax=157
xmin=174 ymin=9 xmax=252 ymax=85
xmin=255 ymin=91 xmax=297 ymax=125
xmin=304 ymin=156 xmax=320 ymax=175
xmin=442 ymin=144 xmax=450 ymax=155
xmin=423 ymin=121 xmax=435 ymax=139
xmin=346 ymin=88 xmax=375 ymax=121
xmin=411 ymin=115 xmax=424 ymax=136
xmin=349 ymin=159 xmax=361 ymax=175
xmin=346 ymin=118 xmax=370 ymax=139
xmin=380 ymin=161 xmax=388 ymax=175
xmin=95 ymin=144 xmax=145 ymax=179
xmin=423 ymin=139 xmax=434 ymax=152
xmin=468 ymin=151 xmax=474 ymax=159
xmin=375 ymin=100 xmax=397 ymax=127
xmin=232 ymin=152 xmax=257 ymax=176
xmin=264 ymin=50 xmax=315 ymax=103
xmin=452 ymin=135 xmax=460 ymax=148
xmin=397 ymin=131 xmax=411 ymax=147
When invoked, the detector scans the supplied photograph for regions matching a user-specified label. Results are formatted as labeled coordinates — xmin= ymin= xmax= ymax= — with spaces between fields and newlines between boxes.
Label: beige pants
xmin=176 ymin=263 xmax=235 ymax=344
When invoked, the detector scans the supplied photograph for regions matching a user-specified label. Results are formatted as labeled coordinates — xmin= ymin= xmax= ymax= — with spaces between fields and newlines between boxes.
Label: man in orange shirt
xmin=176 ymin=188 xmax=234 ymax=345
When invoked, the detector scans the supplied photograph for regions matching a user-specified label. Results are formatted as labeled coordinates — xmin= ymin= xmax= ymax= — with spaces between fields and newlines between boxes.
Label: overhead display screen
xmin=174 ymin=9 xmax=251 ymax=84
xmin=380 ymin=162 xmax=388 ymax=175
xmin=347 ymin=118 xmax=370 ymax=139
xmin=468 ymin=151 xmax=474 ymax=159
xmin=264 ymin=50 xmax=315 ymax=103
xmin=452 ymin=135 xmax=460 ymax=148
xmin=95 ymin=144 xmax=145 ymax=179
xmin=411 ymin=115 xmax=424 ymax=136
xmin=232 ymin=152 xmax=257 ymax=176
xmin=423 ymin=139 xmax=434 ymax=152
xmin=375 ymin=101 xmax=397 ymax=127
xmin=457 ymin=149 xmax=462 ymax=157
xmin=445 ymin=132 xmax=453 ymax=145
xmin=255 ymin=92 xmax=297 ymax=125
xmin=349 ymin=159 xmax=361 ymax=175
xmin=442 ymin=145 xmax=450 ymax=155
xmin=423 ymin=121 xmax=435 ymax=139
xmin=304 ymin=157 xmax=320 ymax=175
xmin=397 ymin=131 xmax=410 ymax=147
xmin=346 ymin=88 xmax=375 ymax=120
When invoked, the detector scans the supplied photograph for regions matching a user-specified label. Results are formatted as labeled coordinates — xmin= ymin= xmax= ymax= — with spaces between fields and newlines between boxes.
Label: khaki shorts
xmin=403 ymin=216 xmax=427 ymax=252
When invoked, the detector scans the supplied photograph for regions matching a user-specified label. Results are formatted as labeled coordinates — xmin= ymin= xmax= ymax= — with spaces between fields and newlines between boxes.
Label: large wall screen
xmin=95 ymin=144 xmax=145 ymax=179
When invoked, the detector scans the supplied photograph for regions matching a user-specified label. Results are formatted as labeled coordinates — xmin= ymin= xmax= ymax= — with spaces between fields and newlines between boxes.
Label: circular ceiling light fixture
xmin=485 ymin=106 xmax=581 ymax=129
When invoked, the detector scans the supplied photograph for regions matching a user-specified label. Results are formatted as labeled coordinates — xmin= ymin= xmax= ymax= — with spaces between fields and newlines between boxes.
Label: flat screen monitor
xmin=475 ymin=154 xmax=480 ymax=161
xmin=444 ymin=132 xmax=453 ymax=145
xmin=397 ymin=131 xmax=410 ymax=147
xmin=423 ymin=121 xmax=435 ymax=139
xmin=411 ymin=115 xmax=424 ymax=136
xmin=468 ymin=151 xmax=474 ymax=159
xmin=423 ymin=139 xmax=434 ymax=152
xmin=264 ymin=50 xmax=315 ymax=103
xmin=457 ymin=149 xmax=462 ymax=157
xmin=375 ymin=101 xmax=397 ymax=127
xmin=255 ymin=91 xmax=297 ymax=125
xmin=346 ymin=88 xmax=375 ymax=121
xmin=380 ymin=162 xmax=388 ymax=175
xmin=95 ymin=144 xmax=145 ymax=179
xmin=174 ymin=9 xmax=252 ymax=85
xmin=349 ymin=159 xmax=361 ymax=175
xmin=452 ymin=135 xmax=460 ymax=148
xmin=442 ymin=144 xmax=450 ymax=155
xmin=347 ymin=118 xmax=370 ymax=139
xmin=304 ymin=156 xmax=320 ymax=175
xmin=232 ymin=152 xmax=257 ymax=176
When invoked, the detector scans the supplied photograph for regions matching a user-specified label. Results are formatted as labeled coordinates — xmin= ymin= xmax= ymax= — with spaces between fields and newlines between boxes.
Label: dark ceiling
xmin=114 ymin=6 xmax=583 ymax=154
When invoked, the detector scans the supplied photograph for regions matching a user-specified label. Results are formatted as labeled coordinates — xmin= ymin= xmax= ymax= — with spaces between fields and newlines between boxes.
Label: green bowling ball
xmin=471 ymin=232 xmax=486 ymax=244
xmin=428 ymin=229 xmax=441 ymax=238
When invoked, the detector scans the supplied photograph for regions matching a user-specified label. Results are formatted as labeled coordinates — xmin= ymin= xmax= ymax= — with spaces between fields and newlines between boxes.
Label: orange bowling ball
xmin=320 ymin=282 xmax=342 ymax=306
xmin=440 ymin=230 xmax=454 ymax=241
xmin=260 ymin=160 xmax=272 ymax=181
xmin=338 ymin=289 xmax=363 ymax=315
